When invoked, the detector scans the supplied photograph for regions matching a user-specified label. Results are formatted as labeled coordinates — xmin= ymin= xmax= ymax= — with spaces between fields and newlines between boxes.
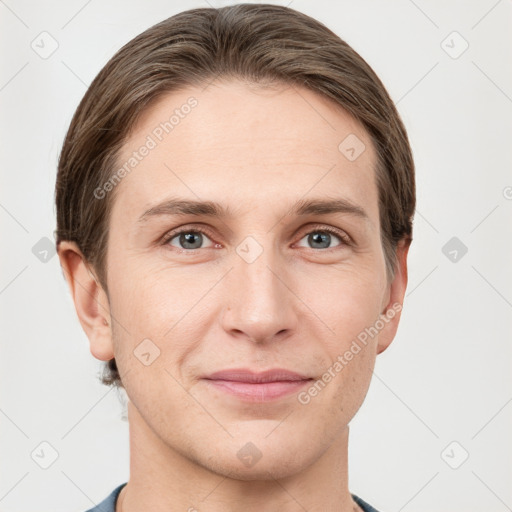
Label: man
xmin=56 ymin=4 xmax=415 ymax=511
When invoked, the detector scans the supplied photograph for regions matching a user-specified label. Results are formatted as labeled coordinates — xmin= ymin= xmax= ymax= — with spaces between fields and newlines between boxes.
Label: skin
xmin=58 ymin=79 xmax=409 ymax=512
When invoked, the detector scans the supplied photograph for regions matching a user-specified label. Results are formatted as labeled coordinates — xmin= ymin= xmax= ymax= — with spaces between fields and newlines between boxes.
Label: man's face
xmin=101 ymin=80 xmax=404 ymax=478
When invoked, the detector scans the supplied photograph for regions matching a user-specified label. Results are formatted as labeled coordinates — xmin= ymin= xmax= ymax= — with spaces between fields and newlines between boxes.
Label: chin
xmin=204 ymin=453 xmax=309 ymax=482
xmin=192 ymin=435 xmax=320 ymax=482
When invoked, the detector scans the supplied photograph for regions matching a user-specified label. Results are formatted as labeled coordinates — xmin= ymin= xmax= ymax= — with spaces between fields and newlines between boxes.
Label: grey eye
xmin=168 ymin=231 xmax=214 ymax=250
xmin=297 ymin=231 xmax=342 ymax=249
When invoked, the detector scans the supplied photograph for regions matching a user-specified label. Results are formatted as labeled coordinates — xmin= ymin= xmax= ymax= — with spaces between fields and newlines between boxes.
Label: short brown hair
xmin=55 ymin=3 xmax=415 ymax=389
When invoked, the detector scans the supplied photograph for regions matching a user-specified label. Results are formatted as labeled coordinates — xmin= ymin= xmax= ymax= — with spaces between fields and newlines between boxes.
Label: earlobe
xmin=57 ymin=241 xmax=114 ymax=361
xmin=376 ymin=238 xmax=411 ymax=355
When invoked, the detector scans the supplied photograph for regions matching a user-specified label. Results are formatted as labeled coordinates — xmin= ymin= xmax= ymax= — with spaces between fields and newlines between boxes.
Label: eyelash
xmin=160 ymin=224 xmax=352 ymax=252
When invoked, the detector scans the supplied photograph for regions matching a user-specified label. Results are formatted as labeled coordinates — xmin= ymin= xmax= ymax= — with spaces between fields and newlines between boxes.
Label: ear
xmin=57 ymin=241 xmax=114 ymax=361
xmin=376 ymin=238 xmax=410 ymax=355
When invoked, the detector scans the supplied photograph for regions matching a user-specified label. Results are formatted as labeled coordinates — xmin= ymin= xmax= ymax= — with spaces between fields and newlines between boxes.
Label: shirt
xmin=85 ymin=482 xmax=381 ymax=512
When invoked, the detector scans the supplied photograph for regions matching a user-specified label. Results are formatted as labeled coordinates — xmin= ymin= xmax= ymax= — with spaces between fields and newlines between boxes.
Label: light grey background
xmin=1 ymin=1 xmax=511 ymax=511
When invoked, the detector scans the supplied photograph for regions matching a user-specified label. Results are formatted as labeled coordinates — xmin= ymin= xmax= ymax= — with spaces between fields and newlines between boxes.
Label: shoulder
xmin=351 ymin=493 xmax=383 ymax=512
xmin=84 ymin=482 xmax=127 ymax=512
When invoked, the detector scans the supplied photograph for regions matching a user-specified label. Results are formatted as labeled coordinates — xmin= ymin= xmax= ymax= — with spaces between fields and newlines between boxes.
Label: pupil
xmin=310 ymin=232 xmax=329 ymax=248
xmin=181 ymin=232 xmax=201 ymax=249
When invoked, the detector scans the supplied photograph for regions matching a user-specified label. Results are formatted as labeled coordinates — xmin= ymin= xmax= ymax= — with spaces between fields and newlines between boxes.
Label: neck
xmin=118 ymin=400 xmax=360 ymax=512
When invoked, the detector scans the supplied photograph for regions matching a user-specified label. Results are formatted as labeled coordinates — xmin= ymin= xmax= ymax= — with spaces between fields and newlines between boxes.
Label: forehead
xmin=111 ymin=79 xmax=379 ymax=226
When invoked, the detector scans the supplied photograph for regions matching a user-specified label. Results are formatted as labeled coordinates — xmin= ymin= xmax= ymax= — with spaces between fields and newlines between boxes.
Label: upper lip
xmin=204 ymin=368 xmax=312 ymax=383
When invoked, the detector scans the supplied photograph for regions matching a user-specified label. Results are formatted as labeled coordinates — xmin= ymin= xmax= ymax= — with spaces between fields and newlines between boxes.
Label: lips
xmin=202 ymin=368 xmax=313 ymax=402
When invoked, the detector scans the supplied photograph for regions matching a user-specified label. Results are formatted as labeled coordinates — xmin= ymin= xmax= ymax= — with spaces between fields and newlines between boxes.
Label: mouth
xmin=202 ymin=368 xmax=314 ymax=402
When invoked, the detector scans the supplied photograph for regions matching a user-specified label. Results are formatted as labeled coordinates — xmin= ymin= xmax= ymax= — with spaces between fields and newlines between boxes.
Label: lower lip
xmin=203 ymin=379 xmax=312 ymax=402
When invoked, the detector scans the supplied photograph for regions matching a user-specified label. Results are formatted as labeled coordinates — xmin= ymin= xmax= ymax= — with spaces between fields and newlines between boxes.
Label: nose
xmin=221 ymin=238 xmax=298 ymax=345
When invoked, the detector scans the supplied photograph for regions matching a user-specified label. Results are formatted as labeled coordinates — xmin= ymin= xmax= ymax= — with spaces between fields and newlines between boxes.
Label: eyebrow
xmin=137 ymin=197 xmax=370 ymax=224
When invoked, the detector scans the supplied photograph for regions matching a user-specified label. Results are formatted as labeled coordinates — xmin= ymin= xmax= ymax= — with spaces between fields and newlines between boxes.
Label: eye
xmin=161 ymin=225 xmax=351 ymax=252
xmin=296 ymin=227 xmax=350 ymax=250
xmin=163 ymin=228 xmax=216 ymax=250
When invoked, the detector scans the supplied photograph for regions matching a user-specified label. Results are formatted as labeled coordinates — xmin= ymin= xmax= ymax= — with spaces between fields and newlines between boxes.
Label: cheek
xmin=107 ymin=262 xmax=222 ymax=375
xmin=302 ymin=263 xmax=386 ymax=345
xmin=108 ymin=258 xmax=207 ymax=330
xmin=301 ymin=265 xmax=383 ymax=402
